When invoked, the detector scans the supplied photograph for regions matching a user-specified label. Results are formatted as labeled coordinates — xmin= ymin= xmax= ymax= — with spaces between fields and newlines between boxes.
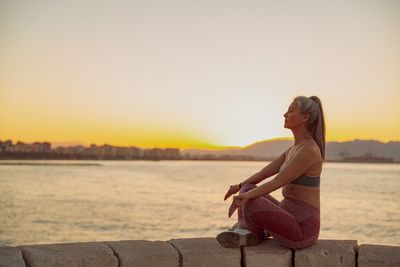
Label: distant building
xmin=32 ymin=142 xmax=51 ymax=153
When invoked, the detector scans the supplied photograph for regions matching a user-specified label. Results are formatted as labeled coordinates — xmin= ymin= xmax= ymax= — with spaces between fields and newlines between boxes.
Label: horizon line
xmin=1 ymin=137 xmax=399 ymax=150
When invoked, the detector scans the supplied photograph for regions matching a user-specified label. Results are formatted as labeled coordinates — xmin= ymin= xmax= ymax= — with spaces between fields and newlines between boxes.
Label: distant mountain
xmin=325 ymin=139 xmax=400 ymax=162
xmin=182 ymin=139 xmax=400 ymax=162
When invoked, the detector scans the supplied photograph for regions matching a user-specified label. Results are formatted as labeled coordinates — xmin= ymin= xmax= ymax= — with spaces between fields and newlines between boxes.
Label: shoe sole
xmin=216 ymin=231 xmax=263 ymax=248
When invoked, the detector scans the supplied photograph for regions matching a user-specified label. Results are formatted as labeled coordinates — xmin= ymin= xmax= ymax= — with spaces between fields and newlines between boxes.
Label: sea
xmin=0 ymin=160 xmax=399 ymax=247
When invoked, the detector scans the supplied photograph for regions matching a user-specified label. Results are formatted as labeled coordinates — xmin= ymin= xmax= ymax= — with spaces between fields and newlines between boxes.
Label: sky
xmin=1 ymin=0 xmax=399 ymax=149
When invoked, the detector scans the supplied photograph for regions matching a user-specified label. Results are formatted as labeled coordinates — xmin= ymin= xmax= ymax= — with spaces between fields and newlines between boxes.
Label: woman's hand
xmin=228 ymin=192 xmax=251 ymax=218
xmin=224 ymin=184 xmax=240 ymax=201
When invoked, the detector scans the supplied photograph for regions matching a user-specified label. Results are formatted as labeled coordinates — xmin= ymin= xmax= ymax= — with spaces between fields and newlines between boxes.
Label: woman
xmin=216 ymin=95 xmax=325 ymax=249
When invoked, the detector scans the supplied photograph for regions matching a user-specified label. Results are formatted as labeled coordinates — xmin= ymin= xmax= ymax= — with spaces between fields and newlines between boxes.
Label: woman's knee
xmin=239 ymin=183 xmax=257 ymax=193
xmin=242 ymin=196 xmax=282 ymax=218
xmin=241 ymin=197 xmax=266 ymax=216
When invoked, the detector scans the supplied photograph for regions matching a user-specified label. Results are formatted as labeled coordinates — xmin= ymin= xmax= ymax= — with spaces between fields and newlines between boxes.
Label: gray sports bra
xmin=290 ymin=174 xmax=320 ymax=187
xmin=280 ymin=139 xmax=320 ymax=187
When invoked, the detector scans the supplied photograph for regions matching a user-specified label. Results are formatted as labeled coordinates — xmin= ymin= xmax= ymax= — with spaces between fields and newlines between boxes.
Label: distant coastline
xmin=1 ymin=139 xmax=399 ymax=163
xmin=0 ymin=162 xmax=102 ymax=166
xmin=0 ymin=157 xmax=397 ymax=164
xmin=338 ymin=153 xmax=394 ymax=163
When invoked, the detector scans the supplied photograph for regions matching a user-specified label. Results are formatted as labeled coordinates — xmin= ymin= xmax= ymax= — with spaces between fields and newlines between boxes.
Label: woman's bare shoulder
xmin=305 ymin=139 xmax=323 ymax=161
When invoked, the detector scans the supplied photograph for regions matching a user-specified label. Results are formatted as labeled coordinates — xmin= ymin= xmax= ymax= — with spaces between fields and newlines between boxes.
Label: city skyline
xmin=1 ymin=1 xmax=399 ymax=149
xmin=1 ymin=138 xmax=398 ymax=163
xmin=0 ymin=136 xmax=398 ymax=150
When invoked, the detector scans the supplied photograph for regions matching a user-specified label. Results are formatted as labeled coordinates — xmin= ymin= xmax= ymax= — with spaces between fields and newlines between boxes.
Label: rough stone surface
xmin=0 ymin=246 xmax=26 ymax=267
xmin=105 ymin=239 xmax=178 ymax=267
xmin=168 ymin=237 xmax=241 ymax=267
xmin=3 ymin=238 xmax=400 ymax=267
xmin=294 ymin=239 xmax=357 ymax=267
xmin=243 ymin=238 xmax=292 ymax=267
xmin=358 ymin=244 xmax=400 ymax=267
xmin=17 ymin=241 xmax=118 ymax=267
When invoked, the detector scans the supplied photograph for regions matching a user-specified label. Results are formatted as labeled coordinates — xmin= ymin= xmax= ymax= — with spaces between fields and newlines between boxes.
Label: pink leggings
xmin=238 ymin=183 xmax=320 ymax=249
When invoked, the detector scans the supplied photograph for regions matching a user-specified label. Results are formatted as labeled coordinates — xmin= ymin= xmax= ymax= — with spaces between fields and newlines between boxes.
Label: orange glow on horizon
xmin=1 ymin=133 xmax=398 ymax=151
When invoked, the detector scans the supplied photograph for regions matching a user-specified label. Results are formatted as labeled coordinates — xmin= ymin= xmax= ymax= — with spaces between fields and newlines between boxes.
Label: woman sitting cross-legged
xmin=216 ymin=95 xmax=325 ymax=249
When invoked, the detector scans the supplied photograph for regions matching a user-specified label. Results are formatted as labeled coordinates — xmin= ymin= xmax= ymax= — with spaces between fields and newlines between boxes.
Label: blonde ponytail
xmin=294 ymin=95 xmax=326 ymax=160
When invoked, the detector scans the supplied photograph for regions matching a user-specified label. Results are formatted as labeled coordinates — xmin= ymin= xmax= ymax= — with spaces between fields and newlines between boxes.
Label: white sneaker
xmin=228 ymin=222 xmax=240 ymax=231
xmin=216 ymin=226 xmax=265 ymax=248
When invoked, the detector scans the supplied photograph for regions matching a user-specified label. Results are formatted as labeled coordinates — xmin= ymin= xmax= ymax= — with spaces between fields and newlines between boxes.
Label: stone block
xmin=105 ymin=239 xmax=178 ymax=267
xmin=168 ymin=237 xmax=241 ymax=267
xmin=17 ymin=241 xmax=118 ymax=267
xmin=358 ymin=244 xmax=400 ymax=267
xmin=294 ymin=239 xmax=357 ymax=267
xmin=0 ymin=246 xmax=26 ymax=267
xmin=243 ymin=238 xmax=292 ymax=267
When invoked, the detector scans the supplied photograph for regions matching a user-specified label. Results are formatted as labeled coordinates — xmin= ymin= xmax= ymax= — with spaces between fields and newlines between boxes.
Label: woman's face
xmin=283 ymin=101 xmax=309 ymax=129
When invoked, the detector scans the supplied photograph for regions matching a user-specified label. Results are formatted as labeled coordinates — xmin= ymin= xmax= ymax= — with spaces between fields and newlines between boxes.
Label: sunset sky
xmin=1 ymin=1 xmax=399 ymax=149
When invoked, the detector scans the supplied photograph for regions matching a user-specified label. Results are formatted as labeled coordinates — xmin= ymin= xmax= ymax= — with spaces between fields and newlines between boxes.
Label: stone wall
xmin=1 ymin=237 xmax=399 ymax=267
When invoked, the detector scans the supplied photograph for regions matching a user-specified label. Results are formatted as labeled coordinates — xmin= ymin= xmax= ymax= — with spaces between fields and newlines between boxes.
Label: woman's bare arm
xmin=240 ymin=147 xmax=290 ymax=186
xmin=245 ymin=144 xmax=319 ymax=199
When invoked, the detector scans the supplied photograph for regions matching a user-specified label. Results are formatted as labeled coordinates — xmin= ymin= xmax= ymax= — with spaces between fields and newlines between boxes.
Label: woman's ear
xmin=302 ymin=113 xmax=309 ymax=122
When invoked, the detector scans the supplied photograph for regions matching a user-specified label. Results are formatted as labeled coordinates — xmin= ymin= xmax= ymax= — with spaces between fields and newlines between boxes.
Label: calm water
xmin=0 ymin=160 xmax=399 ymax=247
